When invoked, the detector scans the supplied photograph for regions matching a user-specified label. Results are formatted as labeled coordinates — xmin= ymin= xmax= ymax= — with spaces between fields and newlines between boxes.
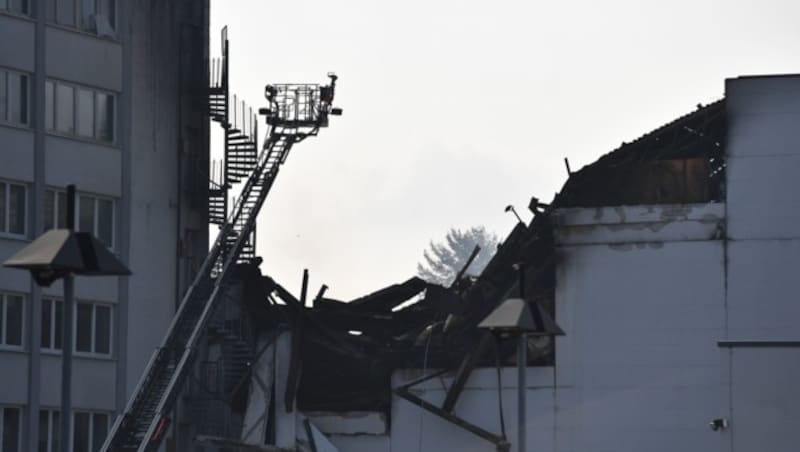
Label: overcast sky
xmin=210 ymin=0 xmax=800 ymax=300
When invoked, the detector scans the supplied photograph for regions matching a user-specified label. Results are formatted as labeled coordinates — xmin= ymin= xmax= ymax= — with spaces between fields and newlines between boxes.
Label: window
xmin=76 ymin=88 xmax=94 ymax=138
xmin=38 ymin=409 xmax=60 ymax=452
xmin=46 ymin=0 xmax=115 ymax=33
xmin=0 ymin=292 xmax=24 ymax=348
xmin=1 ymin=406 xmax=21 ymax=452
xmin=44 ymin=189 xmax=114 ymax=247
xmin=41 ymin=298 xmax=112 ymax=356
xmin=75 ymin=302 xmax=111 ymax=355
xmin=44 ymin=190 xmax=67 ymax=231
xmin=45 ymin=81 xmax=54 ymax=130
xmin=0 ymin=69 xmax=29 ymax=127
xmin=41 ymin=298 xmax=62 ymax=351
xmin=45 ymin=79 xmax=115 ymax=144
xmin=55 ymin=83 xmax=74 ymax=134
xmin=73 ymin=411 xmax=108 ymax=452
xmin=0 ymin=180 xmax=26 ymax=236
xmin=0 ymin=0 xmax=29 ymax=15
xmin=94 ymin=92 xmax=113 ymax=142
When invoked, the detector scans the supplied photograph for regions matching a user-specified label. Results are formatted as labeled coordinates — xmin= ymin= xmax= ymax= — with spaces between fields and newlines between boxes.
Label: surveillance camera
xmin=709 ymin=418 xmax=728 ymax=431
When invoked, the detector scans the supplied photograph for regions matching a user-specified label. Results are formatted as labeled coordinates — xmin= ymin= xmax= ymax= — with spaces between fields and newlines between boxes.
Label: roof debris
xmin=230 ymin=100 xmax=727 ymax=418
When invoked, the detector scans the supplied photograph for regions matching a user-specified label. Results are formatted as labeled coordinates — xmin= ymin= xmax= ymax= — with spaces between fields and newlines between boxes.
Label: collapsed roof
xmin=232 ymin=99 xmax=727 ymax=418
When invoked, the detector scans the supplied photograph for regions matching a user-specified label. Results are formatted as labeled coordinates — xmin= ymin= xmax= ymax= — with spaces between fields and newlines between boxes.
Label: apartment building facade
xmin=0 ymin=0 xmax=209 ymax=450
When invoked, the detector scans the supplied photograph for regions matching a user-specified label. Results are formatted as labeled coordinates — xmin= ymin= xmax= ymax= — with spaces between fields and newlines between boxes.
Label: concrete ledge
xmin=552 ymin=203 xmax=725 ymax=246
xmin=304 ymin=411 xmax=388 ymax=436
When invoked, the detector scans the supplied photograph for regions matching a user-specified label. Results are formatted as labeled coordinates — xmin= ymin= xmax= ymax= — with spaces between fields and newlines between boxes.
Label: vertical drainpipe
xmin=27 ymin=0 xmax=46 ymax=448
xmin=116 ymin=0 xmax=133 ymax=416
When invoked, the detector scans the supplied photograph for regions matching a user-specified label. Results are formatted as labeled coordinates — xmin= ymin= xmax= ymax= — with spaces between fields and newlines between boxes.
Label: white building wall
xmin=552 ymin=204 xmax=728 ymax=452
xmin=722 ymin=75 xmax=800 ymax=452
xmin=0 ymin=14 xmax=35 ymax=71
xmin=390 ymin=368 xmax=557 ymax=452
xmin=269 ymin=76 xmax=800 ymax=452
xmin=342 ymin=204 xmax=727 ymax=452
xmin=258 ymin=74 xmax=800 ymax=452
xmin=725 ymin=75 xmax=800 ymax=338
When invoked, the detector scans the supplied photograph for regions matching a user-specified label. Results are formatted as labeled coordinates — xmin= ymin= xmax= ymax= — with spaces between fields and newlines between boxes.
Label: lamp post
xmin=4 ymin=185 xmax=130 ymax=452
xmin=478 ymin=297 xmax=564 ymax=452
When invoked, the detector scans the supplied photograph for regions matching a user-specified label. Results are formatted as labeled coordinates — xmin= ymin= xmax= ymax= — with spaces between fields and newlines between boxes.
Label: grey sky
xmin=211 ymin=0 xmax=800 ymax=300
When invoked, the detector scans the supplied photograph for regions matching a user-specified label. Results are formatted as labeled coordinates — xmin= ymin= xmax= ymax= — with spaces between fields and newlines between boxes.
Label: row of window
xmin=0 ymin=181 xmax=115 ymax=248
xmin=45 ymin=0 xmax=116 ymax=35
xmin=2 ymin=0 xmax=117 ymax=36
xmin=0 ymin=68 xmax=116 ymax=145
xmin=44 ymin=188 xmax=115 ymax=247
xmin=45 ymin=79 xmax=115 ymax=143
xmin=0 ymin=0 xmax=27 ymax=15
xmin=41 ymin=297 xmax=111 ymax=354
xmin=1 ymin=291 xmax=113 ymax=357
xmin=0 ymin=406 xmax=109 ymax=452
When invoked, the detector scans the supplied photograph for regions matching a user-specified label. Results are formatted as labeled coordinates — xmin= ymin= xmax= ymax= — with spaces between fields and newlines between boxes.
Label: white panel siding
xmin=555 ymin=240 xmax=727 ymax=452
xmin=0 ymin=15 xmax=35 ymax=72
xmin=727 ymin=348 xmax=800 ymax=452
xmin=726 ymin=76 xmax=800 ymax=240
xmin=45 ymin=26 xmax=122 ymax=92
xmin=0 ymin=352 xmax=28 ymax=404
xmin=0 ymin=127 xmax=34 ymax=182
xmin=553 ymin=203 xmax=724 ymax=245
xmin=44 ymin=135 xmax=121 ymax=197
xmin=39 ymin=355 xmax=116 ymax=410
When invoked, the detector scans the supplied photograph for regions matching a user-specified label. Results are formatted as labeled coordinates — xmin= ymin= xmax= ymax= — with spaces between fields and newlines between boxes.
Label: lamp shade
xmin=4 ymin=229 xmax=130 ymax=286
xmin=478 ymin=298 xmax=564 ymax=336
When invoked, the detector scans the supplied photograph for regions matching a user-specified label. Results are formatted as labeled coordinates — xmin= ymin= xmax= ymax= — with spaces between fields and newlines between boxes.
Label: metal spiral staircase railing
xmin=208 ymin=27 xmax=260 ymax=238
xmin=100 ymin=69 xmax=341 ymax=452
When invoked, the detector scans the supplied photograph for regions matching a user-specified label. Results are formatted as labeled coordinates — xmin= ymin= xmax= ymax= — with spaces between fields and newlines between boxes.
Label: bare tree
xmin=417 ymin=226 xmax=499 ymax=286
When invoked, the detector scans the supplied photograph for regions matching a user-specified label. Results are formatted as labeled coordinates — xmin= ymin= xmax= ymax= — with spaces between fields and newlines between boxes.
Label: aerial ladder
xmin=100 ymin=74 xmax=342 ymax=452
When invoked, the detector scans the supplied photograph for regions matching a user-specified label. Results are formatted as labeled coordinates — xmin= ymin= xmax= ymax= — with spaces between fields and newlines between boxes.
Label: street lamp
xmin=3 ymin=185 xmax=130 ymax=452
xmin=478 ymin=297 xmax=564 ymax=452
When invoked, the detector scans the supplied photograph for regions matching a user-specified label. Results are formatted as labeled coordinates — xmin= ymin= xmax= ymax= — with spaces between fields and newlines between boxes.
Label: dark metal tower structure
xmin=100 ymin=28 xmax=341 ymax=451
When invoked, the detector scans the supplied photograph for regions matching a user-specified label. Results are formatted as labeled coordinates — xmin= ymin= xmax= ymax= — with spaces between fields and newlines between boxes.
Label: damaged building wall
xmin=546 ymin=75 xmax=800 ymax=452
xmin=387 ymin=368 xmax=557 ymax=452
xmin=211 ymin=75 xmax=800 ymax=452
xmin=553 ymin=204 xmax=727 ymax=452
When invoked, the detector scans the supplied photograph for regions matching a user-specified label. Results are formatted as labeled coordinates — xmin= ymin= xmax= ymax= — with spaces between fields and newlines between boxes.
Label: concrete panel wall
xmin=0 ymin=242 xmax=30 ymax=293
xmin=0 ymin=127 xmax=34 ymax=182
xmin=46 ymin=27 xmax=122 ymax=91
xmin=44 ymin=135 xmax=121 ymax=197
xmin=726 ymin=348 xmax=800 ymax=452
xmin=124 ymin=0 xmax=183 ymax=398
xmin=726 ymin=76 xmax=800 ymax=240
xmin=554 ymin=204 xmax=728 ymax=452
xmin=0 ymin=352 xmax=29 ymax=404
xmin=0 ymin=15 xmax=35 ymax=72
xmin=552 ymin=203 xmax=724 ymax=245
xmin=40 ymin=355 xmax=116 ymax=411
xmin=390 ymin=368 xmax=557 ymax=452
xmin=724 ymin=75 xmax=800 ymax=452
xmin=40 ymin=275 xmax=118 ymax=305
xmin=329 ymin=434 xmax=391 ymax=452
xmin=727 ymin=239 xmax=800 ymax=340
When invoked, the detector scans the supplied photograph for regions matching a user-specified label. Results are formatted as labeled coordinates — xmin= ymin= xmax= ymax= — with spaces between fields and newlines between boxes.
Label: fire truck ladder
xmin=101 ymin=74 xmax=341 ymax=452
